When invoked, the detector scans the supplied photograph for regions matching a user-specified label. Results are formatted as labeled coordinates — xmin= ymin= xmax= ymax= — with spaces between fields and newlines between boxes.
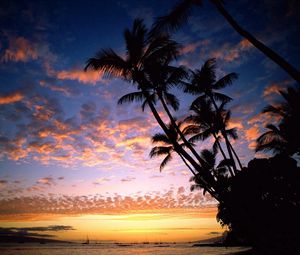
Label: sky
xmin=0 ymin=0 xmax=299 ymax=242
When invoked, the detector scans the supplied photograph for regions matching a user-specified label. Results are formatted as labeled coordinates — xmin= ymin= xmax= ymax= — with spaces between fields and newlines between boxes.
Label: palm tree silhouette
xmin=150 ymin=121 xmax=194 ymax=173
xmin=151 ymin=0 xmax=300 ymax=84
xmin=256 ymin=85 xmax=300 ymax=156
xmin=85 ymin=19 xmax=219 ymax=199
xmin=184 ymin=58 xmax=241 ymax=173
xmin=183 ymin=98 xmax=239 ymax=176
xmin=150 ymin=121 xmax=216 ymax=196
xmin=190 ymin=149 xmax=230 ymax=196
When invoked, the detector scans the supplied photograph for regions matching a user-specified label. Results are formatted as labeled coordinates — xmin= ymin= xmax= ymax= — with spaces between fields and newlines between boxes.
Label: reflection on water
xmin=0 ymin=243 xmax=250 ymax=255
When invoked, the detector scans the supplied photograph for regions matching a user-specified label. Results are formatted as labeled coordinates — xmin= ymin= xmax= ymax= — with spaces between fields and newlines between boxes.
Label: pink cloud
xmin=37 ymin=177 xmax=55 ymax=186
xmin=0 ymin=187 xmax=216 ymax=219
xmin=56 ymin=69 xmax=104 ymax=85
xmin=245 ymin=125 xmax=260 ymax=141
xmin=263 ymin=79 xmax=293 ymax=98
xmin=120 ymin=176 xmax=136 ymax=182
xmin=1 ymin=36 xmax=38 ymax=62
xmin=210 ymin=38 xmax=252 ymax=63
xmin=0 ymin=91 xmax=24 ymax=105
xmin=180 ymin=39 xmax=210 ymax=55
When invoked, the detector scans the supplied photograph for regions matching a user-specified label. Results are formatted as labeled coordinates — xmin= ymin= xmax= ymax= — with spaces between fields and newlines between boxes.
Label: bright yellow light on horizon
xmin=0 ymin=208 xmax=223 ymax=242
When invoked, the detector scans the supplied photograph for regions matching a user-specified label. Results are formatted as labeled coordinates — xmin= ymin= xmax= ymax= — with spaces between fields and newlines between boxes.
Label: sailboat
xmin=82 ymin=236 xmax=89 ymax=245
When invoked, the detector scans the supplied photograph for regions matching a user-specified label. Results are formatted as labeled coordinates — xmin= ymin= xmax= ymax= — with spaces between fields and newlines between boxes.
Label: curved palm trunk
xmin=210 ymin=0 xmax=300 ymax=84
xmin=178 ymin=153 xmax=216 ymax=196
xmin=141 ymin=89 xmax=220 ymax=200
xmin=228 ymin=141 xmax=243 ymax=170
xmin=158 ymin=94 xmax=207 ymax=166
xmin=209 ymin=95 xmax=238 ymax=174
xmin=212 ymin=133 xmax=235 ymax=177
xmin=178 ymin=153 xmax=195 ymax=175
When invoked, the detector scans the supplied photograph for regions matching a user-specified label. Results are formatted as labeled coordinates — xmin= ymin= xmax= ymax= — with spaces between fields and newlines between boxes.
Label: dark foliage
xmin=217 ymin=155 xmax=300 ymax=254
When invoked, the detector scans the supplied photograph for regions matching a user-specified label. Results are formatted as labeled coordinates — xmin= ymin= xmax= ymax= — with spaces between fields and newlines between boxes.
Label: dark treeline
xmin=85 ymin=1 xmax=300 ymax=254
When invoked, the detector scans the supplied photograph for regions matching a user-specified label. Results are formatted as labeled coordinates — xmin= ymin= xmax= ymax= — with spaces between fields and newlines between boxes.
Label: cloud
xmin=263 ymin=79 xmax=293 ymax=99
xmin=56 ymin=69 xmax=105 ymax=85
xmin=0 ymin=180 xmax=8 ymax=188
xmin=210 ymin=39 xmax=252 ymax=63
xmin=120 ymin=176 xmax=136 ymax=182
xmin=179 ymin=40 xmax=210 ymax=55
xmin=1 ymin=36 xmax=38 ymax=62
xmin=245 ymin=125 xmax=260 ymax=142
xmin=0 ymin=90 xmax=157 ymax=169
xmin=0 ymin=91 xmax=24 ymax=105
xmin=0 ymin=225 xmax=75 ymax=238
xmin=0 ymin=187 xmax=216 ymax=219
xmin=37 ymin=177 xmax=55 ymax=186
xmin=39 ymin=80 xmax=75 ymax=96
xmin=93 ymin=177 xmax=111 ymax=185
xmin=228 ymin=117 xmax=244 ymax=130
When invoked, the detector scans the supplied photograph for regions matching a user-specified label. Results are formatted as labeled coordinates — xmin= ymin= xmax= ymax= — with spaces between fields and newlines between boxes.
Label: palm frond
xmin=182 ymin=124 xmax=200 ymax=135
xmin=141 ymin=93 xmax=157 ymax=111
xmin=188 ymin=129 xmax=212 ymax=143
xmin=212 ymin=92 xmax=232 ymax=103
xmin=262 ymin=105 xmax=284 ymax=116
xmin=164 ymin=92 xmax=180 ymax=111
xmin=152 ymin=133 xmax=171 ymax=144
xmin=160 ymin=153 xmax=172 ymax=171
xmin=200 ymin=149 xmax=216 ymax=168
xmin=149 ymin=146 xmax=172 ymax=158
xmin=196 ymin=58 xmax=217 ymax=85
xmin=226 ymin=128 xmax=238 ymax=140
xmin=214 ymin=73 xmax=238 ymax=90
xmin=165 ymin=65 xmax=189 ymax=89
xmin=217 ymin=158 xmax=234 ymax=168
xmin=85 ymin=49 xmax=128 ymax=78
xmin=150 ymin=0 xmax=200 ymax=35
xmin=117 ymin=91 xmax=146 ymax=105
xmin=124 ymin=19 xmax=147 ymax=65
xmin=144 ymin=38 xmax=180 ymax=66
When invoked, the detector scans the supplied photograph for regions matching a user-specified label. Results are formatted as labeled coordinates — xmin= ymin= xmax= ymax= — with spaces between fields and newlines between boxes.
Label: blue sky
xmin=0 ymin=0 xmax=299 ymax=241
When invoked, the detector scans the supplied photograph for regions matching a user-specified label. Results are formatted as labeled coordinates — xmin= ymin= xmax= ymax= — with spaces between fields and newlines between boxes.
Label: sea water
xmin=0 ymin=243 xmax=250 ymax=255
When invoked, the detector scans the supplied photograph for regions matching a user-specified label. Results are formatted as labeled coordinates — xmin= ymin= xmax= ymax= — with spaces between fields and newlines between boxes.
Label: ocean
xmin=0 ymin=243 xmax=249 ymax=255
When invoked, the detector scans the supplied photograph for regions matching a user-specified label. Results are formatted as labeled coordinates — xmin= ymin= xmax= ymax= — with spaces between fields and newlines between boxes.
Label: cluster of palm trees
xmin=85 ymin=18 xmax=243 ymax=201
xmin=85 ymin=0 xmax=299 ymax=203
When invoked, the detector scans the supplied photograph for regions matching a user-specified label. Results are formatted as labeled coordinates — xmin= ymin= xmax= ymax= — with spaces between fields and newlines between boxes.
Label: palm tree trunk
xmin=228 ymin=141 xmax=243 ymax=170
xmin=178 ymin=153 xmax=195 ymax=175
xmin=212 ymin=133 xmax=235 ymax=177
xmin=158 ymin=94 xmax=207 ymax=166
xmin=210 ymin=0 xmax=300 ymax=84
xmin=209 ymin=95 xmax=238 ymax=174
xmin=178 ymin=153 xmax=216 ymax=196
xmin=141 ymin=89 xmax=220 ymax=200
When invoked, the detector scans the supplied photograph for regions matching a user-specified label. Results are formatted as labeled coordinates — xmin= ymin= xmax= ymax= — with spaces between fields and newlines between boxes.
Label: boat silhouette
xmin=82 ymin=236 xmax=89 ymax=245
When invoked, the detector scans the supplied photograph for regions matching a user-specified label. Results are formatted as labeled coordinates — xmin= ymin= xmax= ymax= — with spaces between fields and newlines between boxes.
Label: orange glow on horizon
xmin=0 ymin=208 xmax=223 ymax=242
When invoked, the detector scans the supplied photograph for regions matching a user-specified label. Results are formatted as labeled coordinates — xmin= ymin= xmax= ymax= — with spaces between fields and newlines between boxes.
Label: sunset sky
xmin=0 ymin=0 xmax=299 ymax=242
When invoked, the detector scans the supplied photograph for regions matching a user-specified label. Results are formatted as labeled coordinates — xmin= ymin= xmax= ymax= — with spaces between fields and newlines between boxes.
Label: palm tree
xmin=190 ymin=149 xmax=230 ymax=195
xmin=256 ymin=85 xmax=300 ymax=156
xmin=150 ymin=121 xmax=217 ymax=196
xmin=151 ymin=0 xmax=300 ymax=84
xmin=184 ymin=58 xmax=241 ymax=173
xmin=85 ymin=19 xmax=219 ymax=199
xmin=183 ymin=98 xmax=239 ymax=176
xmin=150 ymin=121 xmax=194 ymax=173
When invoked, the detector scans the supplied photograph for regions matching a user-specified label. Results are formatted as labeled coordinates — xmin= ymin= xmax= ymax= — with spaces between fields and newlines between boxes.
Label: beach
xmin=0 ymin=243 xmax=251 ymax=255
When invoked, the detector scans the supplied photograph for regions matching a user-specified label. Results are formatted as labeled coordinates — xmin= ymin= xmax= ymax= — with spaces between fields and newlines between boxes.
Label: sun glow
xmin=0 ymin=208 xmax=222 ymax=242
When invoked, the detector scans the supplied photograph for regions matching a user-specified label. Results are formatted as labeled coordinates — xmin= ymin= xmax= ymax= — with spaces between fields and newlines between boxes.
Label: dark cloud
xmin=0 ymin=225 xmax=75 ymax=238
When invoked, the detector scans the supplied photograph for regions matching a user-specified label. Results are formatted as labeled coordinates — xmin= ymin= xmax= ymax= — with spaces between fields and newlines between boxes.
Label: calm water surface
xmin=0 ymin=243 xmax=250 ymax=255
